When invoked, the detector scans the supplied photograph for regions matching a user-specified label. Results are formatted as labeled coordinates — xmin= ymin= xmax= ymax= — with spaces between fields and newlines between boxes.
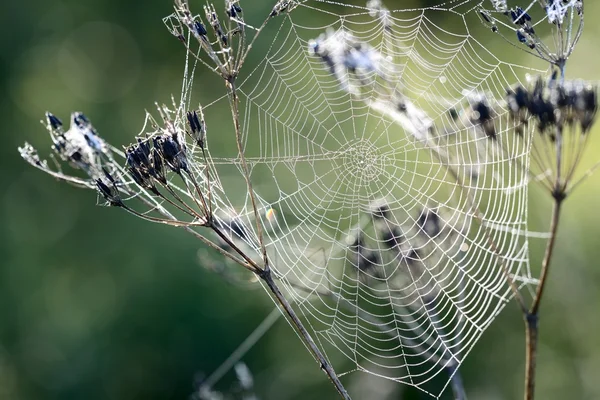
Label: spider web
xmin=175 ymin=0 xmax=549 ymax=397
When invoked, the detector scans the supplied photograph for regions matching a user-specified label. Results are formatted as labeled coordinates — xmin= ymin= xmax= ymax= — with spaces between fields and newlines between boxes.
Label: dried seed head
xmin=467 ymin=93 xmax=497 ymax=139
xmin=226 ymin=1 xmax=242 ymax=19
xmin=308 ymin=28 xmax=388 ymax=95
xmin=126 ymin=139 xmax=163 ymax=193
xmin=381 ymin=225 xmax=404 ymax=250
xmin=368 ymin=198 xmax=391 ymax=220
xmin=366 ymin=0 xmax=392 ymax=31
xmin=491 ymin=0 xmax=507 ymax=12
xmin=480 ymin=1 xmax=583 ymax=69
xmin=508 ymin=77 xmax=598 ymax=136
xmin=96 ymin=169 xmax=123 ymax=207
xmin=153 ymin=133 xmax=189 ymax=174
xmin=186 ymin=110 xmax=206 ymax=149
xmin=46 ymin=112 xmax=63 ymax=131
xmin=507 ymin=76 xmax=598 ymax=195
xmin=271 ymin=1 xmax=298 ymax=17
xmin=42 ymin=112 xmax=110 ymax=176
xmin=356 ymin=249 xmax=380 ymax=274
xmin=204 ymin=4 xmax=228 ymax=46
xmin=417 ymin=208 xmax=442 ymax=238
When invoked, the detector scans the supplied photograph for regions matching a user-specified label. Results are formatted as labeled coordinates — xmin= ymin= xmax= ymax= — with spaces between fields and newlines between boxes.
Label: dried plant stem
xmin=524 ymin=195 xmax=563 ymax=400
xmin=261 ymin=271 xmax=351 ymax=400
xmin=200 ymin=307 xmax=282 ymax=392
xmin=227 ymin=80 xmax=270 ymax=268
xmin=225 ymin=80 xmax=350 ymax=399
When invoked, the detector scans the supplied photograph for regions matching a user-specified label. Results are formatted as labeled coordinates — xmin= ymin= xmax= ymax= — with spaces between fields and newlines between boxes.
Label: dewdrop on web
xmin=264 ymin=207 xmax=279 ymax=232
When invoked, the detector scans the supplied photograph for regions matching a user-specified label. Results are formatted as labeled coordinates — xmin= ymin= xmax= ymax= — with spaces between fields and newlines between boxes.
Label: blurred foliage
xmin=2 ymin=1 xmax=600 ymax=399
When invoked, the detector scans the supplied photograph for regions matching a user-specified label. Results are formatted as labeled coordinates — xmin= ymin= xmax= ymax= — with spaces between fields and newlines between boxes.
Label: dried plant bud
xmin=46 ymin=112 xmax=63 ymax=131
xmin=193 ymin=20 xmax=208 ymax=37
xmin=153 ymin=134 xmax=189 ymax=174
xmin=417 ymin=208 xmax=442 ymax=238
xmin=151 ymin=148 xmax=167 ymax=184
xmin=381 ymin=225 xmax=403 ymax=250
xmin=186 ymin=110 xmax=206 ymax=149
xmin=205 ymin=5 xmax=228 ymax=46
xmin=308 ymin=28 xmax=388 ymax=95
xmin=96 ymin=169 xmax=123 ymax=206
xmin=368 ymin=198 xmax=391 ymax=220
xmin=126 ymin=139 xmax=162 ymax=193
xmin=271 ymin=0 xmax=298 ymax=17
xmin=546 ymin=0 xmax=583 ymax=24
xmin=467 ymin=93 xmax=497 ymax=139
xmin=19 ymin=143 xmax=43 ymax=167
xmin=226 ymin=1 xmax=242 ymax=19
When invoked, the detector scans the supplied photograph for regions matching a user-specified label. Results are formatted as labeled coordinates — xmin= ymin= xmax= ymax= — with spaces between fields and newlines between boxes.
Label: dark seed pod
xmin=154 ymin=134 xmax=189 ymax=174
xmin=96 ymin=171 xmax=123 ymax=206
xmin=382 ymin=225 xmax=403 ymax=250
xmin=193 ymin=21 xmax=207 ymax=36
xmin=418 ymin=208 xmax=442 ymax=238
xmin=46 ymin=112 xmax=63 ymax=131
xmin=356 ymin=248 xmax=380 ymax=273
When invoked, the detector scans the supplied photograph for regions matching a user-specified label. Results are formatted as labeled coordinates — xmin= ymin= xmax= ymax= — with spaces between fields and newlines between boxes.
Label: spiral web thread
xmin=172 ymin=0 xmax=551 ymax=397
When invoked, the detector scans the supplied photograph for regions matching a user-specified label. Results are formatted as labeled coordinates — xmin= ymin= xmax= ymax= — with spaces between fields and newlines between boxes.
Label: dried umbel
xmin=308 ymin=28 xmax=390 ymax=96
xmin=20 ymin=112 xmax=120 ymax=195
xmin=506 ymin=76 xmax=598 ymax=197
xmin=165 ymin=0 xmax=268 ymax=81
xmin=479 ymin=1 xmax=584 ymax=73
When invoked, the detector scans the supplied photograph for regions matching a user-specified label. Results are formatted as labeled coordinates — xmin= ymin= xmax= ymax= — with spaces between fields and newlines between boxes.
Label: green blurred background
xmin=2 ymin=1 xmax=600 ymax=399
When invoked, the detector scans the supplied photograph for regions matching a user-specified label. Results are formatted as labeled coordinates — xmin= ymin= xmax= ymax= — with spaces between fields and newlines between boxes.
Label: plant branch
xmin=227 ymin=80 xmax=270 ymax=269
xmin=261 ymin=271 xmax=351 ymax=400
xmin=524 ymin=194 xmax=563 ymax=400
xmin=225 ymin=79 xmax=349 ymax=398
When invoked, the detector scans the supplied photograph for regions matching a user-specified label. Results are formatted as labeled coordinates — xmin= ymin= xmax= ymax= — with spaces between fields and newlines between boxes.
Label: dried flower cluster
xmin=480 ymin=1 xmax=583 ymax=73
xmin=507 ymin=76 xmax=598 ymax=197
xmin=309 ymin=28 xmax=390 ymax=96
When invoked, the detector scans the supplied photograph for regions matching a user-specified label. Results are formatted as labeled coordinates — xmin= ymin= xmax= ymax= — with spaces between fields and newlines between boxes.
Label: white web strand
xmin=173 ymin=1 xmax=551 ymax=398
